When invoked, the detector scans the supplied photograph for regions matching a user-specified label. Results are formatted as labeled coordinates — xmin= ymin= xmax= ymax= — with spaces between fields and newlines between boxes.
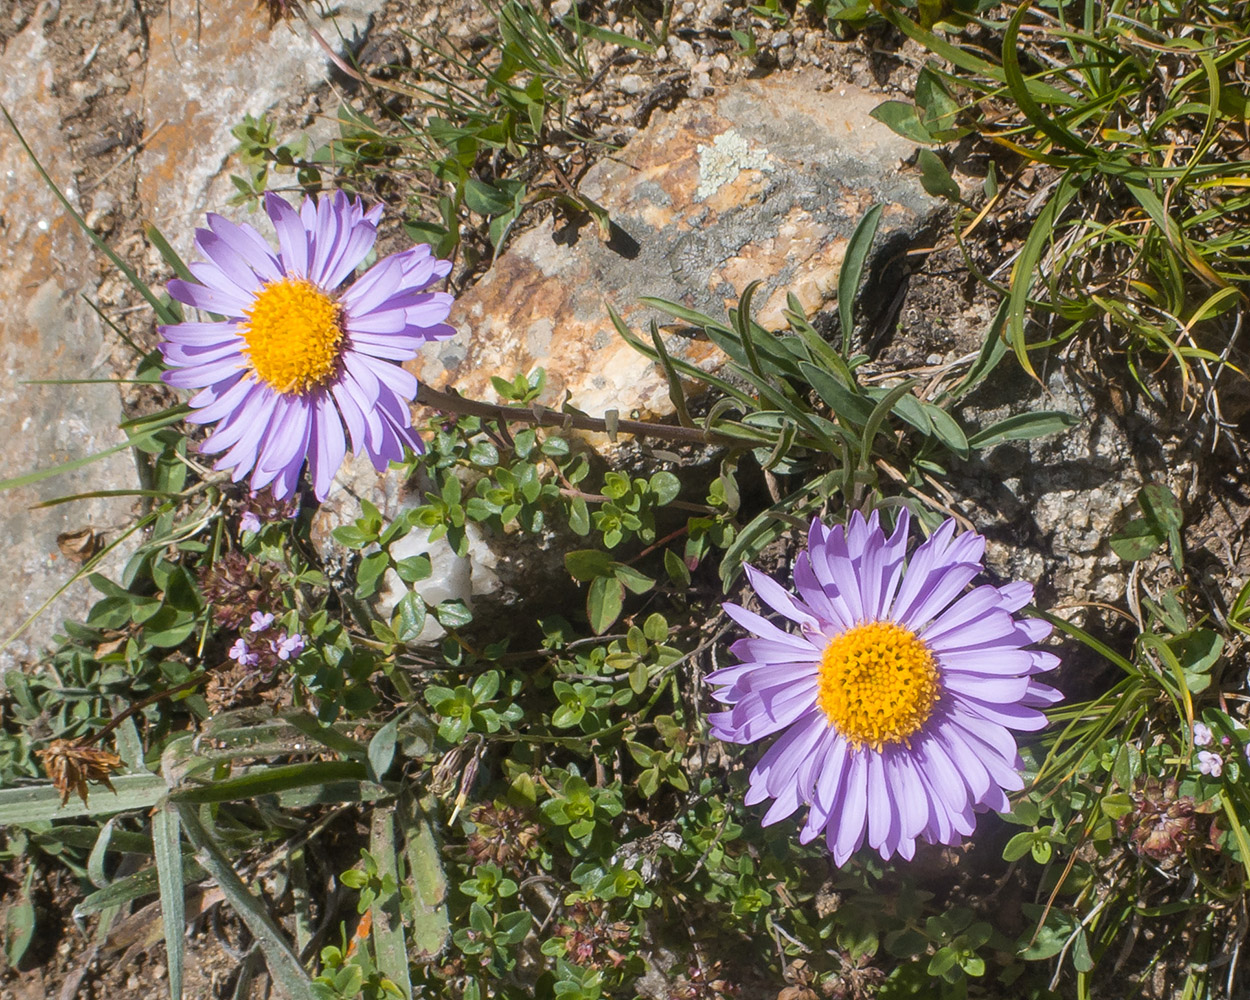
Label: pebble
xmin=770 ymin=30 xmax=792 ymax=49
xmin=69 ymin=79 xmax=102 ymax=101
xmin=777 ymin=45 xmax=795 ymax=69
xmin=619 ymin=73 xmax=646 ymax=95
xmin=710 ymin=53 xmax=730 ymax=73
xmin=668 ymin=37 xmax=696 ymax=67
xmin=550 ymin=0 xmax=571 ymax=15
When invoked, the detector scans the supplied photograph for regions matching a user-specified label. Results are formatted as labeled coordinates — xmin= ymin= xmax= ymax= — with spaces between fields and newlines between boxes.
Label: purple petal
xmin=168 ymin=278 xmax=251 ymax=318
xmin=206 ymin=213 xmax=284 ymax=282
xmin=160 ymin=320 xmax=242 ymax=347
xmin=745 ymin=565 xmax=822 ymax=629
xmin=265 ymin=192 xmax=310 ymax=277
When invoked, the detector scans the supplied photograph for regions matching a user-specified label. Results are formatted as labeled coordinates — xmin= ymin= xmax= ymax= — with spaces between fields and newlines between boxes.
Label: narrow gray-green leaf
xmin=838 ymin=204 xmax=883 ymax=354
xmin=370 ymin=809 xmax=412 ymax=999
xmin=0 ymin=773 xmax=167 ymax=825
xmin=401 ymin=796 xmax=449 ymax=961
xmin=967 ymin=410 xmax=1078 ymax=449
xmin=153 ymin=805 xmax=186 ymax=1000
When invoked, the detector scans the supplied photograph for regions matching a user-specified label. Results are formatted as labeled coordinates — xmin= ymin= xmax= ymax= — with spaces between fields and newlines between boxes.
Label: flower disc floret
xmin=706 ymin=510 xmax=1062 ymax=866
xmin=817 ymin=621 xmax=939 ymax=750
xmin=241 ymin=278 xmax=344 ymax=393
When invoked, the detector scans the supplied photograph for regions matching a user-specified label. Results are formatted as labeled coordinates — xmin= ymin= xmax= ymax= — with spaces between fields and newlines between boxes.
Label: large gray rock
xmin=412 ymin=68 xmax=940 ymax=419
xmin=0 ymin=18 xmax=137 ymax=670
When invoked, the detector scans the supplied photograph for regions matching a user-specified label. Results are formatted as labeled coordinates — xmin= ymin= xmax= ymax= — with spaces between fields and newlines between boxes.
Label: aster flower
xmin=159 ymin=191 xmax=455 ymax=500
xmin=707 ymin=510 xmax=1061 ymax=866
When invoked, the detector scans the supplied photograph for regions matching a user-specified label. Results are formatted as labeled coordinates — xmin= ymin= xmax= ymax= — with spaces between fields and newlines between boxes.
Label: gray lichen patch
xmin=695 ymin=129 xmax=774 ymax=200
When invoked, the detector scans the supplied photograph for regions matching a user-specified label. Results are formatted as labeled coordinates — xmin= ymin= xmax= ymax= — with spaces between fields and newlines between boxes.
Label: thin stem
xmin=416 ymin=383 xmax=742 ymax=447
xmin=79 ymin=674 xmax=207 ymax=747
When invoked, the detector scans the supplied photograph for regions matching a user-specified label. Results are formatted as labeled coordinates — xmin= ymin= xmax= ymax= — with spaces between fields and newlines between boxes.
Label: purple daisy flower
xmin=158 ymin=191 xmax=455 ymax=500
xmin=707 ymin=510 xmax=1061 ymax=866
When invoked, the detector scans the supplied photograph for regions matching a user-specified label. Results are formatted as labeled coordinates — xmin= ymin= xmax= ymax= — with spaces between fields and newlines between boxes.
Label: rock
xmin=958 ymin=367 xmax=1147 ymax=606
xmin=619 ymin=73 xmax=646 ymax=95
xmin=135 ymin=0 xmax=384 ymax=260
xmin=776 ymin=45 xmax=795 ymax=69
xmin=0 ymin=17 xmax=138 ymax=671
xmin=298 ymin=72 xmax=940 ymax=634
xmin=667 ymin=37 xmax=696 ymax=67
xmin=411 ymin=69 xmax=939 ymax=422
xmin=0 ymin=0 xmax=385 ymax=670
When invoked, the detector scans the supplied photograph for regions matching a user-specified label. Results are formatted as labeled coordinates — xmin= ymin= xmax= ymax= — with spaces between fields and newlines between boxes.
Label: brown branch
xmin=416 ymin=383 xmax=744 ymax=447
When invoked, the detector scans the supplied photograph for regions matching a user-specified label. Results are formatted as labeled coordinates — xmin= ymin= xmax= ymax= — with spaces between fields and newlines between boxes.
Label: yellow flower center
xmin=239 ymin=278 xmax=344 ymax=394
xmin=816 ymin=620 xmax=940 ymax=750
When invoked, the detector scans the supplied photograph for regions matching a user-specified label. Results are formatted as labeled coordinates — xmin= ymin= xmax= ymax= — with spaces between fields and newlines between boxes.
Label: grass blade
xmin=1006 ymin=173 xmax=1080 ymax=380
xmin=152 ymin=805 xmax=186 ymax=1000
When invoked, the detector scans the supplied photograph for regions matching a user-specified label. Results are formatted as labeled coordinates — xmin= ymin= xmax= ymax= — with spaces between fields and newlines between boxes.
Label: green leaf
xmin=649 ymin=471 xmax=681 ymax=506
xmin=588 ymin=576 xmax=625 ymax=634
xmin=967 ymin=410 xmax=1078 ymax=449
xmin=565 ymin=549 xmax=614 ymax=581
xmin=392 ymin=591 xmax=428 ymax=644
xmin=921 ymin=402 xmax=970 ymax=458
xmin=614 ymin=564 xmax=655 ymax=595
xmin=914 ymin=64 xmax=963 ymax=138
xmin=869 ymin=100 xmax=934 ymax=144
xmin=434 ymin=600 xmax=473 ymax=629
xmin=1139 ymin=484 xmax=1182 ymax=534
xmin=1109 ymin=518 xmax=1163 ymax=562
xmin=664 ymin=549 xmax=691 ymax=586
xmin=464 ymin=177 xmax=515 ymax=216
xmin=368 ymin=719 xmax=400 ymax=782
xmin=838 ymin=204 xmax=884 ymax=354
xmin=917 ymin=148 xmax=961 ymax=202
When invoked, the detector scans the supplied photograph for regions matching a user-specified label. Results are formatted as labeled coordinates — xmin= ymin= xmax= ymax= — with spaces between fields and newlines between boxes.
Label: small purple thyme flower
xmin=274 ymin=631 xmax=305 ymax=661
xmin=1198 ymin=750 xmax=1224 ymax=778
xmin=229 ymin=638 xmax=259 ymax=667
xmin=1193 ymin=722 xmax=1214 ymax=747
xmin=239 ymin=510 xmax=262 ymax=534
xmin=249 ymin=611 xmax=275 ymax=632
